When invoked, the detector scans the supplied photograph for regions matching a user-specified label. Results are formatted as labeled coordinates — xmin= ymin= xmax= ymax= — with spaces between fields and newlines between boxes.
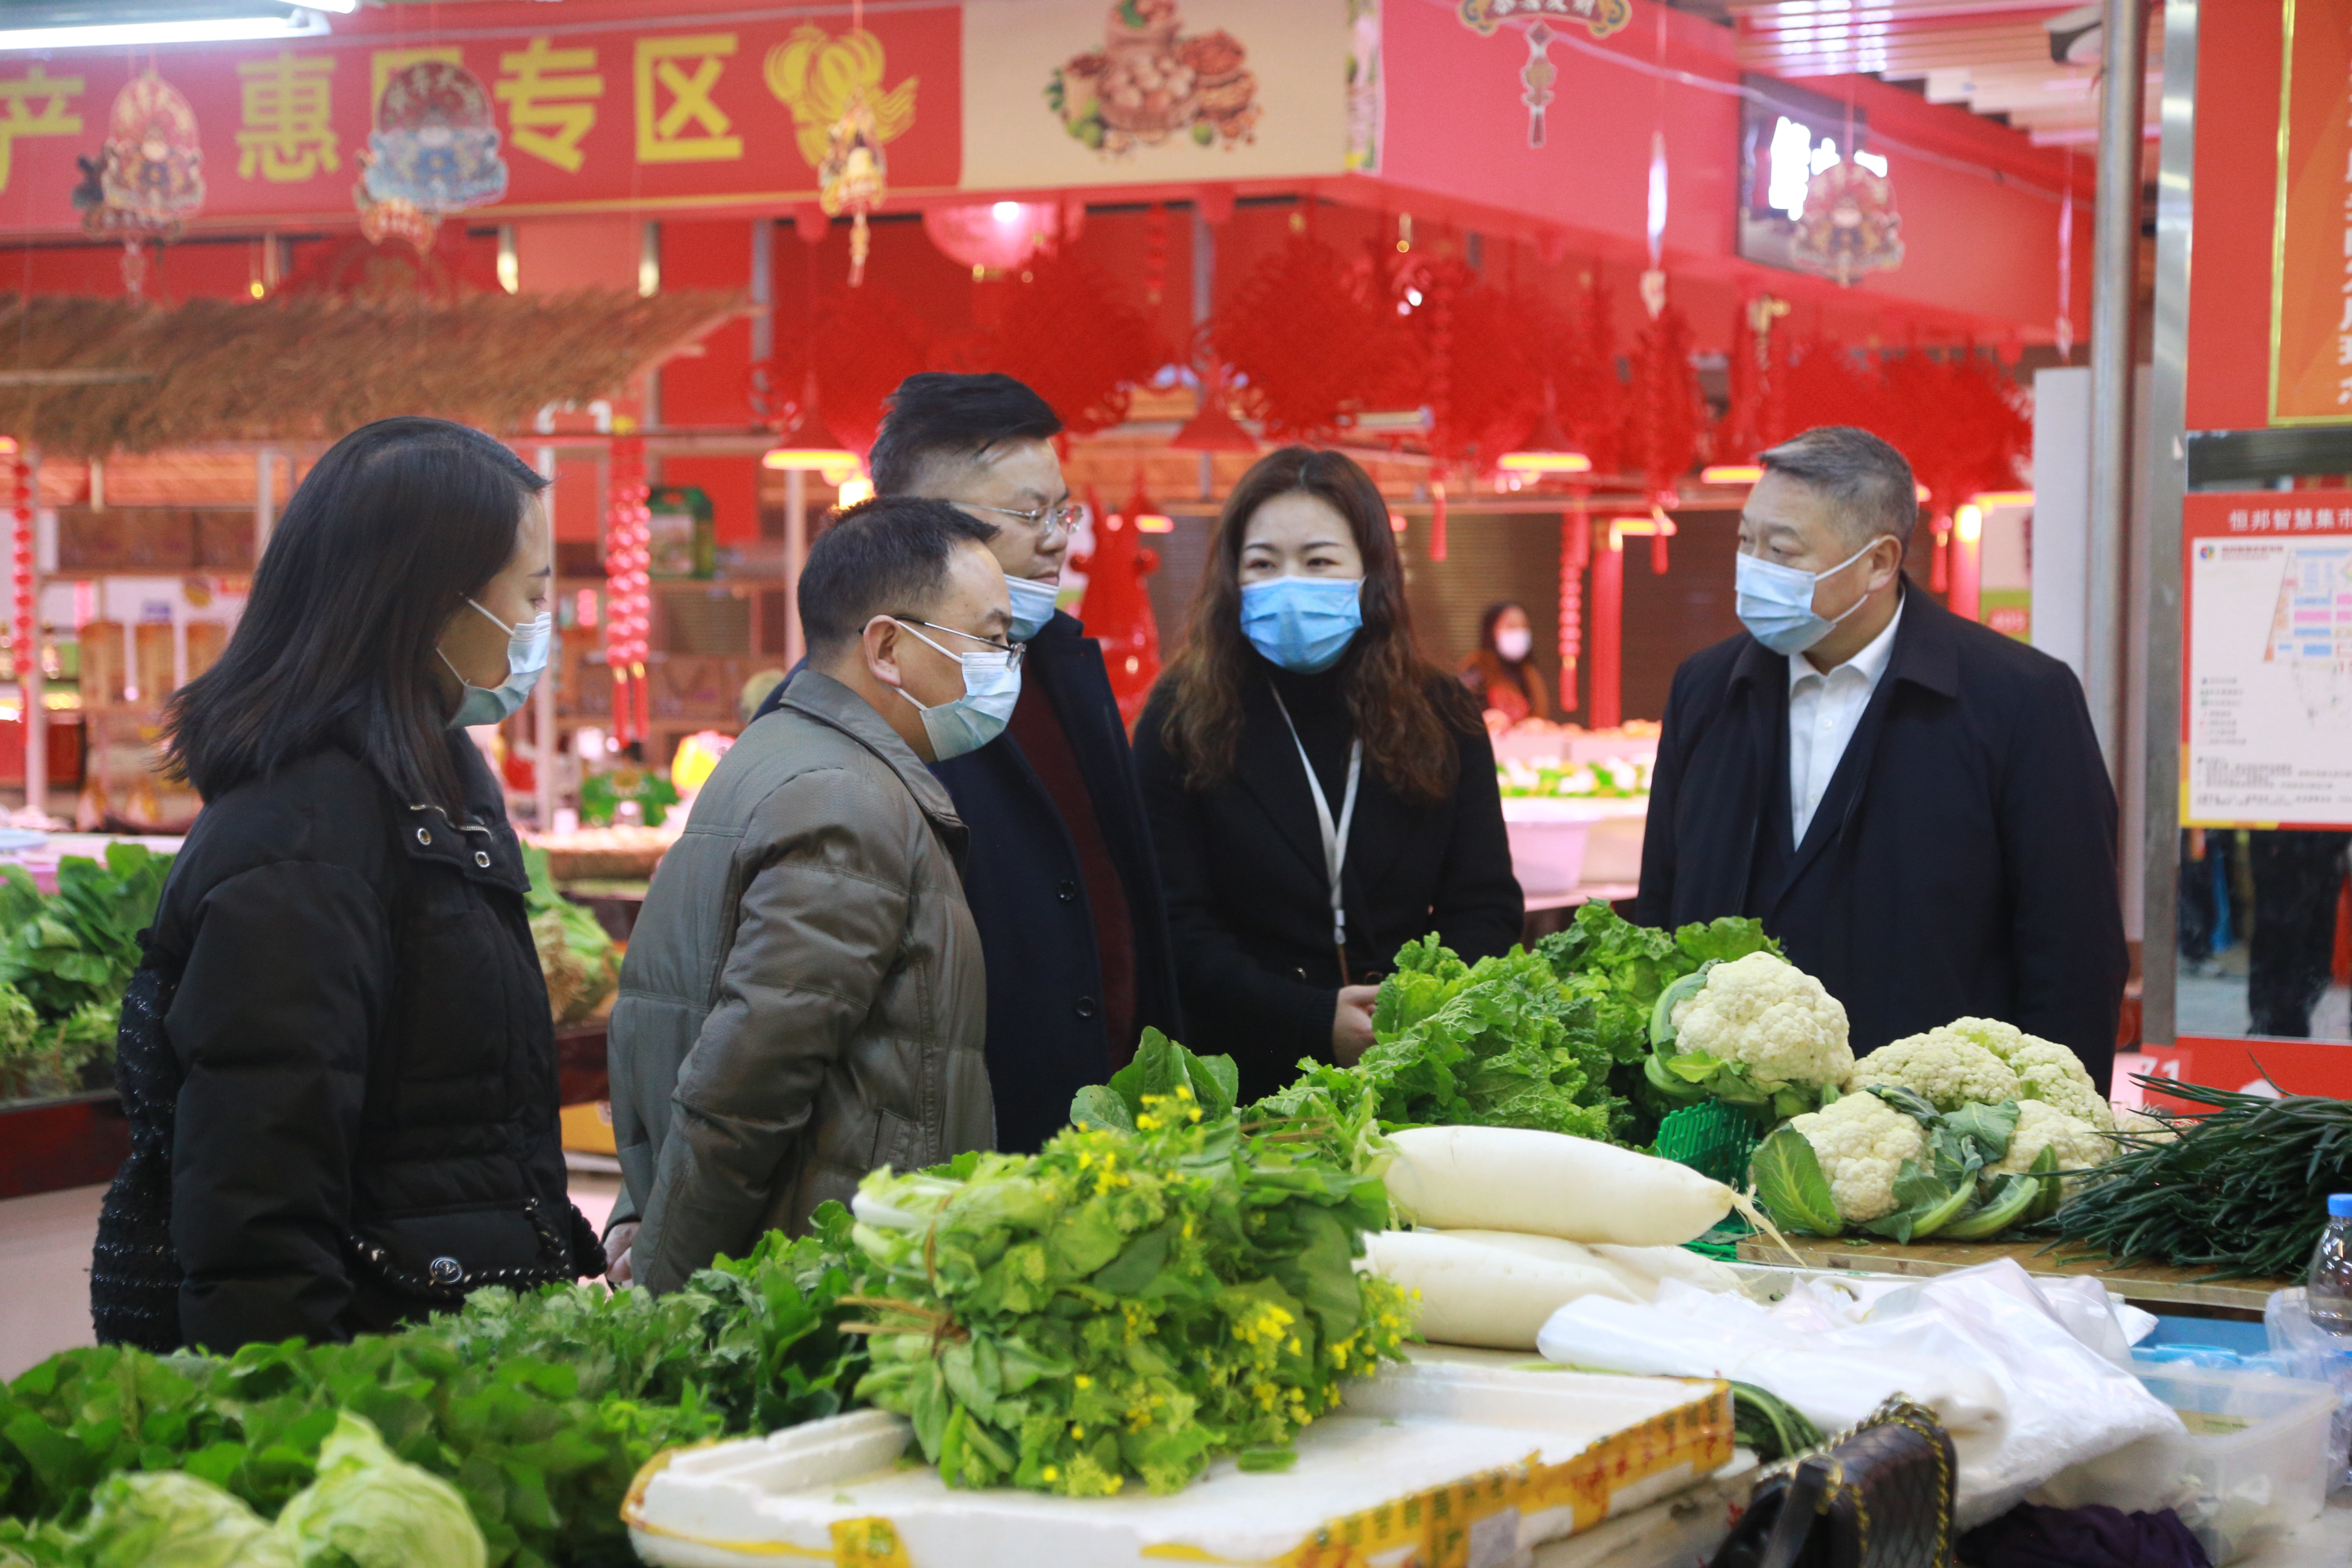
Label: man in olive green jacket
xmin=605 ymin=498 xmax=1011 ymax=1294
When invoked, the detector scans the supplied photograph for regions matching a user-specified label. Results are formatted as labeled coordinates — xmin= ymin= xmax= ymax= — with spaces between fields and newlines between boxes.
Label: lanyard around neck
xmin=1268 ymin=686 xmax=1363 ymax=965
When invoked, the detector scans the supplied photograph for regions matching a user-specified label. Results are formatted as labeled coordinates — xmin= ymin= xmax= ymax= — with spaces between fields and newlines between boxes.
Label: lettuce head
xmin=75 ymin=1470 xmax=294 ymax=1568
xmin=272 ymin=1413 xmax=484 ymax=1568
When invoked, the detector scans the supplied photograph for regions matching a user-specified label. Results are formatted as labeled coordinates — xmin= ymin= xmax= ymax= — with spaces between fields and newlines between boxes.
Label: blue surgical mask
xmin=1240 ymin=576 xmax=1363 ymax=674
xmin=891 ymin=619 xmax=1022 ymax=760
xmin=1004 ymin=575 xmax=1060 ymax=642
xmin=1733 ymin=542 xmax=1882 ymax=657
xmin=441 ymin=598 xmax=552 ymax=728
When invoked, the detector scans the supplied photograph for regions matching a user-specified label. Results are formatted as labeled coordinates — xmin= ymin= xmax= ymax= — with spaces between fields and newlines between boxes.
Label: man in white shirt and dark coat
xmin=1636 ymin=426 xmax=2128 ymax=1090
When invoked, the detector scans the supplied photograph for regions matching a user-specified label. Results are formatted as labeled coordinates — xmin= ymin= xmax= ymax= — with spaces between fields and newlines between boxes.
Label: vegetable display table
xmin=1733 ymin=1233 xmax=2296 ymax=1315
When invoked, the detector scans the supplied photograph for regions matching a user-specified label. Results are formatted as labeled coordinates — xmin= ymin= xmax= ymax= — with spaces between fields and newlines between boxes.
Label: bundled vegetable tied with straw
xmin=847 ymin=1075 xmax=1415 ymax=1498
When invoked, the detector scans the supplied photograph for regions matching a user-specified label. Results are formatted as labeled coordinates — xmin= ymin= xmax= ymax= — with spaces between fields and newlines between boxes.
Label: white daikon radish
xmin=1435 ymin=1229 xmax=1743 ymax=1298
xmin=1587 ymin=1241 xmax=1745 ymax=1294
xmin=1364 ymin=1229 xmax=1639 ymax=1350
xmin=1383 ymin=1125 xmax=1734 ymax=1246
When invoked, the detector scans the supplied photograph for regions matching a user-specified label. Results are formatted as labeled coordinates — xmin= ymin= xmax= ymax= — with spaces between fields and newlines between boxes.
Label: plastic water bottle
xmin=2311 ymin=1194 xmax=2352 ymax=1336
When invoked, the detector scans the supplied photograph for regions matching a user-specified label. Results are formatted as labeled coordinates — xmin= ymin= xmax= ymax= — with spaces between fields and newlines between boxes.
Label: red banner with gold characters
xmin=2271 ymin=0 xmax=2352 ymax=423
xmin=0 ymin=0 xmax=962 ymax=235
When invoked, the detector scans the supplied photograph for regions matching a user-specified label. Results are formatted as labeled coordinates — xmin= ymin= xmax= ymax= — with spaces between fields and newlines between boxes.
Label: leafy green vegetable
xmin=2055 ymin=1078 xmax=2352 ymax=1277
xmin=1348 ymin=937 xmax=1617 ymax=1140
xmin=0 ymin=1225 xmax=863 ymax=1568
xmin=1749 ymin=1127 xmax=1844 ymax=1237
xmin=271 ymin=1413 xmax=482 ymax=1568
xmin=77 ymin=1470 xmax=291 ymax=1568
xmin=847 ymin=1102 xmax=1413 ymax=1498
xmin=1729 ymin=1381 xmax=1823 ymax=1463
xmin=0 ymin=847 xmax=169 ymax=1022
xmin=1077 ymin=1029 xmax=1239 ymax=1132
xmin=1537 ymin=903 xmax=1779 ymax=1138
xmin=520 ymin=846 xmax=617 ymax=1029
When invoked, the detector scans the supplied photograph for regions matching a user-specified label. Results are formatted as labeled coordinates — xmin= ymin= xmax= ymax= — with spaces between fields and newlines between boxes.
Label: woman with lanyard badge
xmin=1134 ymin=448 xmax=1524 ymax=1104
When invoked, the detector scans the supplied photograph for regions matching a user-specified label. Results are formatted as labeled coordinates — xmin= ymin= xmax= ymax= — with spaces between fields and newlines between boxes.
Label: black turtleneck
xmin=1262 ymin=657 xmax=1356 ymax=810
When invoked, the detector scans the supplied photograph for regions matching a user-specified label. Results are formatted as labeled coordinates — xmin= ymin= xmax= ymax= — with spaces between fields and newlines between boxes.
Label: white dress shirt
xmin=1787 ymin=597 xmax=1905 ymax=844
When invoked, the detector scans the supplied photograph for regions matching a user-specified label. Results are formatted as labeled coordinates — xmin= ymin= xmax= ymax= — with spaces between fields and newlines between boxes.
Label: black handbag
xmin=1708 ymin=1397 xmax=1957 ymax=1568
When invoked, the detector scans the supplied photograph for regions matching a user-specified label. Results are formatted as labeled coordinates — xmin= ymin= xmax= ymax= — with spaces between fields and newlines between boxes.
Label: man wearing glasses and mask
xmin=750 ymin=373 xmax=1182 ymax=1157
xmin=606 ymin=498 xmax=1008 ymax=1291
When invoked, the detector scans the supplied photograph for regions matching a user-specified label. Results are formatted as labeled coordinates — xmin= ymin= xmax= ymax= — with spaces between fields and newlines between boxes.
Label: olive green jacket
xmin=607 ymin=670 xmax=992 ymax=1295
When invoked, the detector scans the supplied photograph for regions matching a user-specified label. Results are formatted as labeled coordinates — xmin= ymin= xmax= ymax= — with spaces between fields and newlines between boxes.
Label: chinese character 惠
xmin=0 ymin=65 xmax=83 ymax=193
xmin=635 ymin=34 xmax=741 ymax=163
xmin=235 ymin=52 xmax=339 ymax=182
xmin=497 ymin=37 xmax=604 ymax=172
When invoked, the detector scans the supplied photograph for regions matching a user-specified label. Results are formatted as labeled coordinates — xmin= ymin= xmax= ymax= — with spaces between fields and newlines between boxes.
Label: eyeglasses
xmin=890 ymin=617 xmax=1026 ymax=669
xmin=962 ymin=500 xmax=1083 ymax=538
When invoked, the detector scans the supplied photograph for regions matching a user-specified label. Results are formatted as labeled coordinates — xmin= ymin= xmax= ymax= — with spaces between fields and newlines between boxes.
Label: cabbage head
xmin=273 ymin=1413 xmax=485 ymax=1568
xmin=76 ymin=1470 xmax=294 ymax=1567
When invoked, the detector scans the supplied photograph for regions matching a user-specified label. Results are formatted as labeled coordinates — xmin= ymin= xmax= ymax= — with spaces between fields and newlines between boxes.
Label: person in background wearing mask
xmin=604 ymin=498 xmax=1004 ymax=1292
xmin=1459 ymin=601 xmax=1552 ymax=724
xmin=1133 ymin=447 xmax=1523 ymax=1105
xmin=1638 ymin=426 xmax=2125 ymax=1088
xmin=751 ymin=372 xmax=1182 ymax=1158
xmin=91 ymin=417 xmax=601 ymax=1354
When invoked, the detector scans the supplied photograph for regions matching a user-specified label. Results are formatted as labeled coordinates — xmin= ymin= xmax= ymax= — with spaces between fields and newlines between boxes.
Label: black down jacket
xmin=90 ymin=736 xmax=598 ymax=1354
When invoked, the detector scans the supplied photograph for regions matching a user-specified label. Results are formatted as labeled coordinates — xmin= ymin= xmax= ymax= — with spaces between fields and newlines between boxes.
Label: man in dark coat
xmin=755 ymin=374 xmax=1182 ymax=1153
xmin=1637 ymin=426 xmax=2127 ymax=1090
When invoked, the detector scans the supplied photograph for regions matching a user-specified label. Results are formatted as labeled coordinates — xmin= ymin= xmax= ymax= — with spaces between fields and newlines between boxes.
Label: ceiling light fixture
xmin=0 ymin=3 xmax=341 ymax=52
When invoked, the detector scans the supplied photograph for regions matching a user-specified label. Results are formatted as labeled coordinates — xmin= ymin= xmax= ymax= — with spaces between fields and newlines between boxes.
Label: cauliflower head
xmin=1942 ymin=1017 xmax=2114 ymax=1130
xmin=1669 ymin=951 xmax=1853 ymax=1090
xmin=1848 ymin=1028 xmax=2021 ymax=1112
xmin=1788 ymin=1090 xmax=1924 ymax=1224
xmin=1992 ymin=1098 xmax=2115 ymax=1175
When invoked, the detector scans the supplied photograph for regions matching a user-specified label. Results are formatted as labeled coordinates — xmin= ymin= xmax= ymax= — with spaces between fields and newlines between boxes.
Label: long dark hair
xmin=167 ymin=417 xmax=548 ymax=812
xmin=1158 ymin=446 xmax=1475 ymax=805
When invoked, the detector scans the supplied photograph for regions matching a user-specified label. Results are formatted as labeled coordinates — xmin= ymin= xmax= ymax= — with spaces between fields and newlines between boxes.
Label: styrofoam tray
xmin=625 ymin=1350 xmax=1733 ymax=1568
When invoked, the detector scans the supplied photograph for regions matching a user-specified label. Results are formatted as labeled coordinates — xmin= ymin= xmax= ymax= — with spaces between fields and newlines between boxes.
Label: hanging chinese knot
xmin=1558 ymin=502 xmax=1590 ymax=713
xmin=1622 ymin=298 xmax=1701 ymax=510
xmin=603 ymin=437 xmax=651 ymax=748
xmin=1718 ymin=295 xmax=1790 ymax=466
xmin=1212 ymin=232 xmax=1406 ymax=442
xmin=932 ymin=249 xmax=1164 ymax=435
xmin=766 ymin=21 xmax=916 ymax=287
xmin=9 ymin=451 xmax=30 ymax=692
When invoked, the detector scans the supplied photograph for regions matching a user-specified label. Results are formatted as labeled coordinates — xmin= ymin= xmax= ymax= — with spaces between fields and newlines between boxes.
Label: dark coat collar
xmin=780 ymin=668 xmax=965 ymax=837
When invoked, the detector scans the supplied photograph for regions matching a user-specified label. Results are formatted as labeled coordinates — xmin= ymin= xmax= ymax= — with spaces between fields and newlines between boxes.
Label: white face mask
xmin=1494 ymin=626 xmax=1533 ymax=663
xmin=1734 ymin=540 xmax=1884 ymax=656
xmin=1004 ymin=575 xmax=1060 ymax=642
xmin=440 ymin=597 xmax=551 ymax=728
xmin=885 ymin=618 xmax=1022 ymax=760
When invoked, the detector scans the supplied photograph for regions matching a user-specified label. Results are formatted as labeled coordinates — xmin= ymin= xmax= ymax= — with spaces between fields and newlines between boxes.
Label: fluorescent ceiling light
xmin=0 ymin=4 xmax=334 ymax=51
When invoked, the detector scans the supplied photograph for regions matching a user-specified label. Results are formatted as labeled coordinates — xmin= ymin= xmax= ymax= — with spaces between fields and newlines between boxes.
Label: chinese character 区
xmin=236 ymin=52 xmax=339 ymax=182
xmin=497 ymin=37 xmax=604 ymax=172
xmin=635 ymin=34 xmax=742 ymax=162
xmin=0 ymin=65 xmax=83 ymax=193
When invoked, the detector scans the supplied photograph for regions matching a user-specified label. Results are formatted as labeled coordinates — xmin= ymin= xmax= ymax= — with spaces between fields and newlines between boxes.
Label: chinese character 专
xmin=0 ymin=65 xmax=83 ymax=193
xmin=635 ymin=34 xmax=741 ymax=162
xmin=497 ymin=37 xmax=604 ymax=172
xmin=236 ymin=52 xmax=338 ymax=182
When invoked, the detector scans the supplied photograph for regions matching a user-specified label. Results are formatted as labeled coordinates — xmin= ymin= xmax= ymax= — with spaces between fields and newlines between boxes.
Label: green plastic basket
xmin=1652 ymin=1099 xmax=1762 ymax=1190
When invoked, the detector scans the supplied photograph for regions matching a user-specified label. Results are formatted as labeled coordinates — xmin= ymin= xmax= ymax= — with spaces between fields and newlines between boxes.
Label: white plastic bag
xmin=2265 ymin=1286 xmax=2352 ymax=1493
xmin=1538 ymin=1258 xmax=2181 ymax=1529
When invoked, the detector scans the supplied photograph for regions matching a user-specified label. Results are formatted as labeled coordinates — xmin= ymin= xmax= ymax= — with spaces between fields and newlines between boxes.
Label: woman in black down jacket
xmin=1133 ymin=448 xmax=1524 ymax=1105
xmin=90 ymin=416 xmax=601 ymax=1354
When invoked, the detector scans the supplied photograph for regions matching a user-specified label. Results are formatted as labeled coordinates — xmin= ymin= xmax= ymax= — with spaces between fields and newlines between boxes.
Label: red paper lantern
xmin=923 ymin=201 xmax=1064 ymax=276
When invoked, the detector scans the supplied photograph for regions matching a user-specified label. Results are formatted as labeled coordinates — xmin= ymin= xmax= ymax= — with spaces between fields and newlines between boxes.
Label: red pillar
xmin=1592 ymin=528 xmax=1623 ymax=730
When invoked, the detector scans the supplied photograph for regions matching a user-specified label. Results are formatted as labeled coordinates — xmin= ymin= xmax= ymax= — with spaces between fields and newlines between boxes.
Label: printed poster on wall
xmin=959 ymin=0 xmax=1361 ymax=190
xmin=2183 ymin=491 xmax=2352 ymax=827
xmin=2270 ymin=0 xmax=2352 ymax=423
